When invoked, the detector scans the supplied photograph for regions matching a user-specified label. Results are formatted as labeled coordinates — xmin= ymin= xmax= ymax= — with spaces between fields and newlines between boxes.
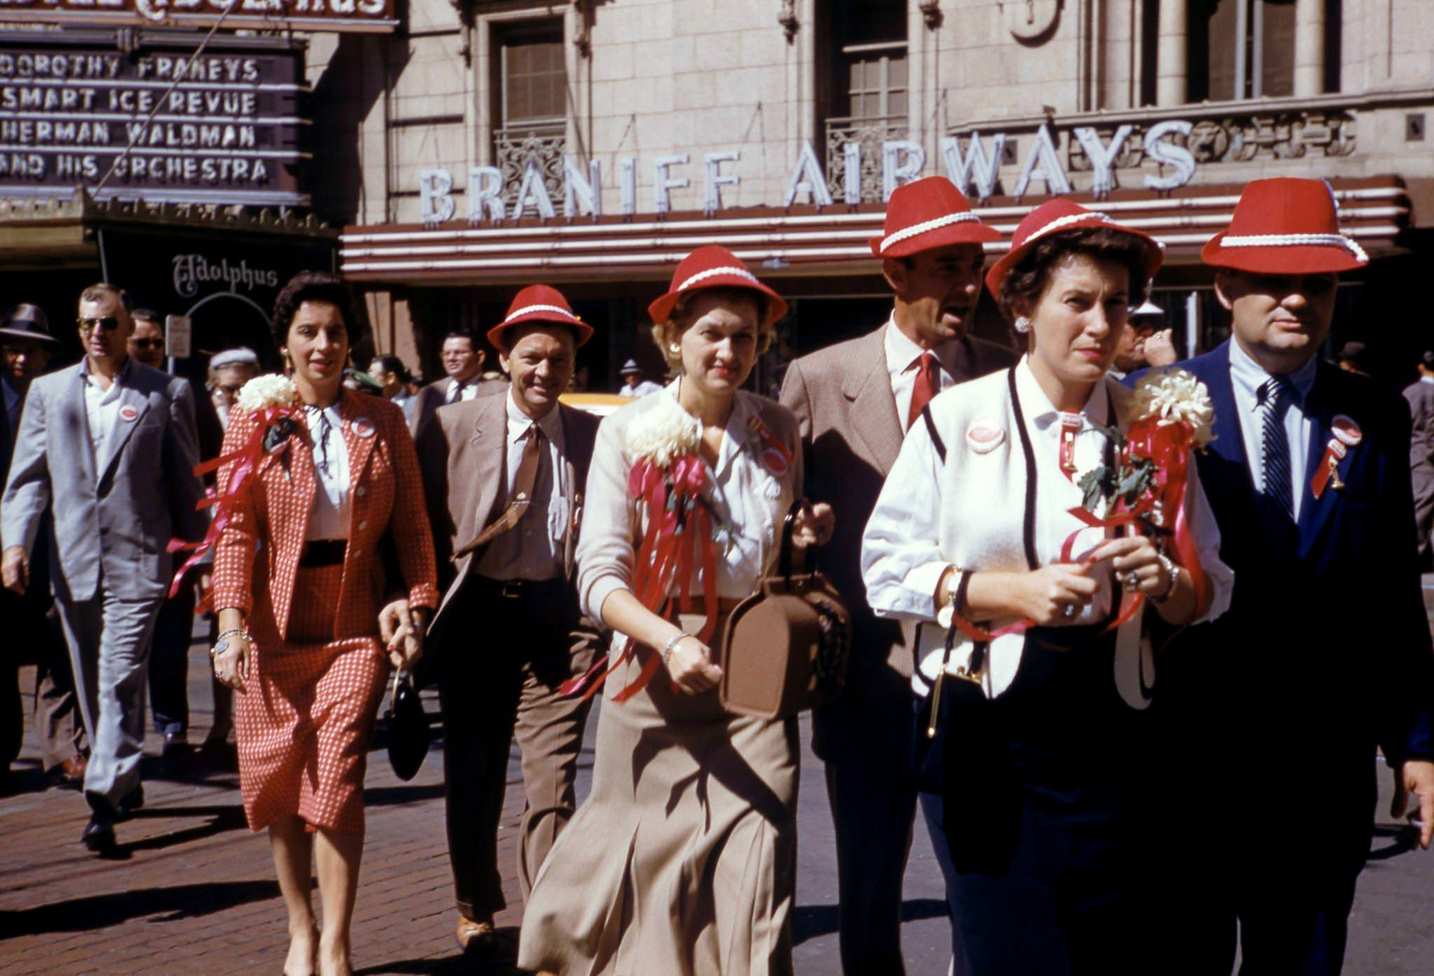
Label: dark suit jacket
xmin=409 ymin=375 xmax=507 ymax=439
xmin=1149 ymin=342 xmax=1434 ymax=825
xmin=418 ymin=392 xmax=600 ymax=646
xmin=780 ymin=325 xmax=1017 ymax=759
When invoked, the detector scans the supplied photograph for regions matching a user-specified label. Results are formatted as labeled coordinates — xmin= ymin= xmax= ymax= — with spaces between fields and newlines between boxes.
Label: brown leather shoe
xmin=454 ymin=914 xmax=495 ymax=951
xmin=53 ymin=754 xmax=87 ymax=789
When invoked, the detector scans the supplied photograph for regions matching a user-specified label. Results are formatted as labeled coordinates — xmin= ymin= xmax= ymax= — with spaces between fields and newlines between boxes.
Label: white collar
xmin=883 ymin=316 xmax=958 ymax=377
xmin=506 ymin=388 xmax=562 ymax=444
xmin=1013 ymin=355 xmax=1111 ymax=431
xmin=1228 ymin=338 xmax=1317 ymax=409
xmin=1421 ymin=375 xmax=1434 ymax=386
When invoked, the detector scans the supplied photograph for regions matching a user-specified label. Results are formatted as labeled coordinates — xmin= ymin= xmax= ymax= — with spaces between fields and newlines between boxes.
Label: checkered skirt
xmin=235 ymin=561 xmax=389 ymax=834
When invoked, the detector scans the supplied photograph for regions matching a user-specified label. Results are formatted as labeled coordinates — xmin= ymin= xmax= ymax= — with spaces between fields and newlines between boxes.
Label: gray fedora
xmin=0 ymin=303 xmax=58 ymax=345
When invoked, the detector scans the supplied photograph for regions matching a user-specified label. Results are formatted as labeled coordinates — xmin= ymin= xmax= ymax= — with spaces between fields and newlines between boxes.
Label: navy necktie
xmin=1258 ymin=375 xmax=1295 ymax=517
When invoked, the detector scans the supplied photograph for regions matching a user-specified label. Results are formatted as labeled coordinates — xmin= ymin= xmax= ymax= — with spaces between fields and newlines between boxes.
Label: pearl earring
xmin=1014 ymin=316 xmax=1031 ymax=334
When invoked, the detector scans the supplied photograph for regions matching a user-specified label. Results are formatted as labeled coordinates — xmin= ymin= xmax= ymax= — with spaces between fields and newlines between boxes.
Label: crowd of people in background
xmin=1 ymin=175 xmax=1433 ymax=976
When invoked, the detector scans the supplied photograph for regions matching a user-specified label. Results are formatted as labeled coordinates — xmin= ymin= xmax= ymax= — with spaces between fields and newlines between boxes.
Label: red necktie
xmin=907 ymin=352 xmax=940 ymax=431
xmin=1058 ymin=413 xmax=1082 ymax=480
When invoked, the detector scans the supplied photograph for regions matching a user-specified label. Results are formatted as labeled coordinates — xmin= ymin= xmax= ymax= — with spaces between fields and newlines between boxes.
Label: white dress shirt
xmin=82 ymin=359 xmax=128 ymax=474
xmin=1228 ymin=339 xmax=1317 ymax=520
xmin=577 ymin=382 xmax=798 ymax=624
xmin=862 ymin=357 xmax=1233 ymax=697
xmin=883 ymin=316 xmax=964 ymax=427
xmin=476 ymin=391 xmax=569 ymax=581
xmin=447 ymin=377 xmax=483 ymax=404
xmin=304 ymin=403 xmax=351 ymax=541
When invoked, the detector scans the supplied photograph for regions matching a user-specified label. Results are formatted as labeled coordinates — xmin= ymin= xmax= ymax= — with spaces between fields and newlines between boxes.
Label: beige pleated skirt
xmin=517 ymin=614 xmax=799 ymax=976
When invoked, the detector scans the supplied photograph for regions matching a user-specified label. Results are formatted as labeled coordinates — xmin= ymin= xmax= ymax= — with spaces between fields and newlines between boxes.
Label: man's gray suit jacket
xmin=1 ymin=360 xmax=208 ymax=604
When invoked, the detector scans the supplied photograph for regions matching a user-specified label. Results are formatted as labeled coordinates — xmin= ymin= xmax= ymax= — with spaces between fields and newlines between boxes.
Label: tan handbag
xmin=719 ymin=501 xmax=852 ymax=719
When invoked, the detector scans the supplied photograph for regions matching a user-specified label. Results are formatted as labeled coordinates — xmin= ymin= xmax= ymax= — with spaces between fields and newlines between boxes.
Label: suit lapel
xmin=96 ymin=377 xmax=150 ymax=483
xmin=842 ymin=330 xmax=903 ymax=475
xmin=1203 ymin=342 xmax=1251 ymax=480
xmin=66 ymin=367 xmax=98 ymax=485
xmin=338 ymin=393 xmax=376 ymax=505
xmin=1296 ymin=365 xmax=1341 ymax=555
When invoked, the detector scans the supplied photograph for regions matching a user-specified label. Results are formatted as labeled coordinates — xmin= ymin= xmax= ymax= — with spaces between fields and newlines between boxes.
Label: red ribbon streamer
xmin=164 ymin=405 xmax=297 ymax=600
xmin=561 ymin=452 xmax=722 ymax=703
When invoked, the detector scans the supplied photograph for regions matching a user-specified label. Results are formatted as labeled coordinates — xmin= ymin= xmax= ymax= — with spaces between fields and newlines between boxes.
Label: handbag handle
xmin=777 ymin=498 xmax=812 ymax=581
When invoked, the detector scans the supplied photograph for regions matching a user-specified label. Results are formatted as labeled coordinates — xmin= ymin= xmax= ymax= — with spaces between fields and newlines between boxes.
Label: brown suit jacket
xmin=409 ymin=374 xmax=508 ymax=439
xmin=779 ymin=323 xmax=1017 ymax=758
xmin=418 ymin=389 xmax=600 ymax=635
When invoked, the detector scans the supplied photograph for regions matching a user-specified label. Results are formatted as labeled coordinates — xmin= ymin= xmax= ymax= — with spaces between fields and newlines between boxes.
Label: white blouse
xmin=304 ymin=403 xmax=351 ymax=541
xmin=576 ymin=382 xmax=799 ymax=625
xmin=861 ymin=357 xmax=1234 ymax=699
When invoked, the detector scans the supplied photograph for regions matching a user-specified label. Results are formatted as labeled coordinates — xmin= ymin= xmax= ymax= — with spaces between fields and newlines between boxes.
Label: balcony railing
xmin=494 ymin=121 xmax=566 ymax=215
xmin=824 ymin=115 xmax=908 ymax=204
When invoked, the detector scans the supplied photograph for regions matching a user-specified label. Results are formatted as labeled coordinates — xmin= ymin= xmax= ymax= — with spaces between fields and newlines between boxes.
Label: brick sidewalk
xmin=0 ymin=655 xmax=527 ymax=976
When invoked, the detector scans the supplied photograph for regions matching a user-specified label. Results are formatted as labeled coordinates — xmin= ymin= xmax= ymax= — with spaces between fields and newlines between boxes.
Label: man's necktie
xmin=1259 ymin=375 xmax=1295 ymax=518
xmin=907 ymin=351 xmax=941 ymax=430
xmin=452 ymin=425 xmax=545 ymax=560
xmin=446 ymin=382 xmax=462 ymax=405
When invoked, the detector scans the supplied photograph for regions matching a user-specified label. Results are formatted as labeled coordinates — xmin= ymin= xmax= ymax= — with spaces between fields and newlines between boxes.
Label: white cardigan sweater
xmin=861 ymin=359 xmax=1233 ymax=706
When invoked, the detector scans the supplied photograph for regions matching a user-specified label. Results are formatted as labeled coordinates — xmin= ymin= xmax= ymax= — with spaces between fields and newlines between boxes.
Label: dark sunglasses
xmin=131 ymin=338 xmax=164 ymax=350
xmin=77 ymin=316 xmax=121 ymax=333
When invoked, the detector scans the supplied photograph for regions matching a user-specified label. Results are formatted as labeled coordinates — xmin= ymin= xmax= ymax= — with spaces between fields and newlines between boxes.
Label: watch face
xmin=214 ymin=638 xmax=230 ymax=656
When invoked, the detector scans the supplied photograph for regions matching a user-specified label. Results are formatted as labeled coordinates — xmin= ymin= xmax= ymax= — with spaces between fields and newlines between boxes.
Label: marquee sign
xmin=0 ymin=31 xmax=308 ymax=206
xmin=0 ymin=0 xmax=397 ymax=34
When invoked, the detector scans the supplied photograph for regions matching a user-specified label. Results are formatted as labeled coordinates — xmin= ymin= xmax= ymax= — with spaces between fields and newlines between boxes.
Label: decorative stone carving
xmin=778 ymin=0 xmax=798 ymax=43
xmin=495 ymin=124 xmax=566 ymax=212
xmin=824 ymin=116 xmax=907 ymax=203
xmin=1066 ymin=108 xmax=1357 ymax=172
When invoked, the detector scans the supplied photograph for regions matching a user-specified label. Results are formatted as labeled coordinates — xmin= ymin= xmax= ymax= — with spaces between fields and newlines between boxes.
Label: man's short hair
xmin=131 ymin=308 xmax=161 ymax=327
xmin=442 ymin=329 xmax=477 ymax=348
xmin=79 ymin=283 xmax=132 ymax=311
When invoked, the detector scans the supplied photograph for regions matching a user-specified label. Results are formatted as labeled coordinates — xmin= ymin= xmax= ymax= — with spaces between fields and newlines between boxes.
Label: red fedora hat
xmin=1201 ymin=178 xmax=1368 ymax=274
xmin=647 ymin=245 xmax=788 ymax=327
xmin=869 ymin=176 xmax=1003 ymax=259
xmin=487 ymin=284 xmax=594 ymax=350
xmin=984 ymin=198 xmax=1163 ymax=300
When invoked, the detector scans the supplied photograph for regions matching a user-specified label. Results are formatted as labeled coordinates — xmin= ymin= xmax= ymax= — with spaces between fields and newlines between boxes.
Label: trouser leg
xmin=0 ymin=656 xmax=20 ymax=771
xmin=512 ymin=626 xmax=596 ymax=898
xmin=824 ymin=754 xmax=916 ymax=975
xmin=77 ymin=591 xmax=161 ymax=806
xmin=148 ymin=588 xmax=194 ymax=736
xmin=440 ymin=628 xmax=524 ymax=920
xmin=34 ymin=603 xmax=86 ymax=770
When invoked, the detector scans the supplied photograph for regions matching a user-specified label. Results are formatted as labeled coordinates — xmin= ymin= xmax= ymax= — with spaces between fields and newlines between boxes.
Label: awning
xmin=339 ymin=176 xmax=1411 ymax=287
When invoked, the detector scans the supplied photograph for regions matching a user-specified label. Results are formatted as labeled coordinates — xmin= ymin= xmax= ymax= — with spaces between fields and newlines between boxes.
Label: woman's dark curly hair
xmin=997 ymin=227 xmax=1153 ymax=328
xmin=271 ymin=271 xmax=366 ymax=351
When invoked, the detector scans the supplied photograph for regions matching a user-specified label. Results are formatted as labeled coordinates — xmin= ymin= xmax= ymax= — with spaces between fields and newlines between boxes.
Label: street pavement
xmin=2 ymin=616 xmax=1433 ymax=975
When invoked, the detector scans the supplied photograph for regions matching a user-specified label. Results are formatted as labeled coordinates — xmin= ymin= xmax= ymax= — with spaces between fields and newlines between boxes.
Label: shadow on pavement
xmin=365 ymin=782 xmax=447 ymax=806
xmin=793 ymin=897 xmax=947 ymax=944
xmin=0 ymin=879 xmax=278 ymax=938
xmin=93 ymin=804 xmax=248 ymax=861
xmin=1368 ymin=821 xmax=1420 ymax=861
xmin=357 ymin=926 xmax=526 ymax=975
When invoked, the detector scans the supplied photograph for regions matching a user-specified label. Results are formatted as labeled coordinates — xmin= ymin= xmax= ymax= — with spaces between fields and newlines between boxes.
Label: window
xmin=1190 ymin=0 xmax=1295 ymax=101
xmin=817 ymin=0 xmax=909 ymax=202
xmin=498 ymin=26 xmax=566 ymax=133
xmin=841 ymin=42 xmax=908 ymax=121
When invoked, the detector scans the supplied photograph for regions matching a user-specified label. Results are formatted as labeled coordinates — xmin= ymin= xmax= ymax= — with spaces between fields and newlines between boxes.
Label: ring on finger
xmin=1062 ymin=603 xmax=1078 ymax=619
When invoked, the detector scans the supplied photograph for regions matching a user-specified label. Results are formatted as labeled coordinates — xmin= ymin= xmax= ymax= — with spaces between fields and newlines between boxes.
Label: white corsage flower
xmin=236 ymin=373 xmax=298 ymax=414
xmin=626 ymin=393 xmax=701 ymax=469
xmin=1131 ymin=368 xmax=1215 ymax=448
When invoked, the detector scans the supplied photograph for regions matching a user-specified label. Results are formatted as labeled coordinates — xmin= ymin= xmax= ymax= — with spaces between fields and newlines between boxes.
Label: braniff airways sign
xmin=416 ymin=122 xmax=1200 ymax=225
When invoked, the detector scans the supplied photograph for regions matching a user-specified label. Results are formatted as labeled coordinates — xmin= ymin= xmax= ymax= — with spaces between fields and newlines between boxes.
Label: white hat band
xmin=880 ymin=210 xmax=982 ymax=253
xmin=1219 ymin=233 xmax=1368 ymax=264
xmin=1020 ymin=210 xmax=1114 ymax=249
xmin=678 ymin=266 xmax=760 ymax=292
xmin=504 ymin=303 xmax=579 ymax=323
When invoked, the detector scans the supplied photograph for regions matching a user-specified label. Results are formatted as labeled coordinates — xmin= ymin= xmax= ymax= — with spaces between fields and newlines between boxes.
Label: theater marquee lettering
xmin=0 ymin=0 xmax=397 ymax=34
xmin=0 ymin=36 xmax=308 ymax=205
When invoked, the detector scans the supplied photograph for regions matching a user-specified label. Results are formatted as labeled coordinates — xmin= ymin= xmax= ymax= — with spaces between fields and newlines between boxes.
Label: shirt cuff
xmin=874 ymin=560 xmax=949 ymax=622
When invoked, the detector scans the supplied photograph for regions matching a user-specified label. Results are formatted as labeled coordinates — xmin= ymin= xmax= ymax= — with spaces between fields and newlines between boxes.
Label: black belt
xmin=471 ymin=575 xmax=565 ymax=601
xmin=299 ymin=539 xmax=347 ymax=567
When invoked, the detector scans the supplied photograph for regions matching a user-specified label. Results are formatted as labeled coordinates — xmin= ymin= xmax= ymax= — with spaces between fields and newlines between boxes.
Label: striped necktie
xmin=1258 ymin=375 xmax=1295 ymax=517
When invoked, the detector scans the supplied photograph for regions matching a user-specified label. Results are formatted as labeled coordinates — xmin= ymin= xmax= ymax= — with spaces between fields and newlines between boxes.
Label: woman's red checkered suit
xmin=212 ymin=390 xmax=438 ymax=833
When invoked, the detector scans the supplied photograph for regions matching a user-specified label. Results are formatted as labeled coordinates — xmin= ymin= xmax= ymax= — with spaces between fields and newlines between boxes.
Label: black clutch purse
xmin=385 ymin=669 xmax=430 ymax=781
